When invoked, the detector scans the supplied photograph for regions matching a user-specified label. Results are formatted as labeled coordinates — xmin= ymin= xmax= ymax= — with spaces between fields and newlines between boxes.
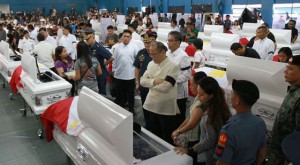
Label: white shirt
xmin=110 ymin=42 xmax=121 ymax=57
xmin=137 ymin=24 xmax=146 ymax=34
xmin=132 ymin=32 xmax=141 ymax=40
xmin=253 ymin=37 xmax=275 ymax=60
xmin=45 ymin=35 xmax=57 ymax=49
xmin=33 ymin=41 xmax=55 ymax=68
xmin=29 ymin=29 xmax=38 ymax=43
xmin=59 ymin=33 xmax=77 ymax=60
xmin=257 ymin=19 xmax=264 ymax=25
xmin=113 ymin=41 xmax=139 ymax=80
xmin=193 ymin=50 xmax=205 ymax=69
xmin=141 ymin=57 xmax=180 ymax=115
xmin=13 ymin=19 xmax=18 ymax=25
xmin=172 ymin=26 xmax=180 ymax=32
xmin=90 ymin=19 xmax=98 ymax=27
xmin=232 ymin=25 xmax=241 ymax=32
xmin=167 ymin=47 xmax=191 ymax=99
xmin=18 ymin=38 xmax=35 ymax=54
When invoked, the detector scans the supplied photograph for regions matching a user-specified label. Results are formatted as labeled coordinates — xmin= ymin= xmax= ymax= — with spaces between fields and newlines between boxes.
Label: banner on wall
xmin=167 ymin=13 xmax=172 ymax=22
xmin=0 ymin=4 xmax=10 ymax=14
xmin=176 ymin=13 xmax=189 ymax=24
xmin=272 ymin=14 xmax=287 ymax=29
xmin=195 ymin=13 xmax=202 ymax=31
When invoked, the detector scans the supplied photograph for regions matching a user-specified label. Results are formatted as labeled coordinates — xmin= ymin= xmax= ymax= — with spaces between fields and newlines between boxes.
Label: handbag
xmin=75 ymin=67 xmax=90 ymax=95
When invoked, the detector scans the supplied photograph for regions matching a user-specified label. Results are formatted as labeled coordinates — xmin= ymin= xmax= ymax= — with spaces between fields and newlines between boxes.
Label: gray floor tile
xmin=0 ymin=79 xmax=68 ymax=164
xmin=0 ymin=154 xmax=42 ymax=165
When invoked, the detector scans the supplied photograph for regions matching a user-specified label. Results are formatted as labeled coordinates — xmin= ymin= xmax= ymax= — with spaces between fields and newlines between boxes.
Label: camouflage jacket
xmin=271 ymin=85 xmax=300 ymax=153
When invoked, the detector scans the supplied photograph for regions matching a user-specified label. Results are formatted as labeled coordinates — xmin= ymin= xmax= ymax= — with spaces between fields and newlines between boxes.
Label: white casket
xmin=205 ymin=33 xmax=239 ymax=69
xmin=53 ymin=87 xmax=193 ymax=165
xmin=117 ymin=24 xmax=128 ymax=35
xmin=0 ymin=41 xmax=22 ymax=82
xmin=18 ymin=53 xmax=72 ymax=115
xmin=198 ymin=25 xmax=223 ymax=42
xmin=131 ymin=39 xmax=145 ymax=51
xmin=226 ymin=56 xmax=288 ymax=131
xmin=157 ymin=22 xmax=171 ymax=30
xmin=239 ymin=22 xmax=260 ymax=38
xmin=157 ymin=28 xmax=173 ymax=42
xmin=195 ymin=56 xmax=288 ymax=131
xmin=269 ymin=29 xmax=300 ymax=55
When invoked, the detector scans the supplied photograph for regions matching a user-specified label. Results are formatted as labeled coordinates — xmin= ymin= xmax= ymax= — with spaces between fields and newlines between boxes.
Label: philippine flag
xmin=40 ymin=96 xmax=84 ymax=142
xmin=9 ymin=65 xmax=24 ymax=93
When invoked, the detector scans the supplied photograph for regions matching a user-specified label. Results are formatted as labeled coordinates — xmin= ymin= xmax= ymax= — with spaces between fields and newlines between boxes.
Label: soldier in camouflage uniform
xmin=270 ymin=55 xmax=300 ymax=165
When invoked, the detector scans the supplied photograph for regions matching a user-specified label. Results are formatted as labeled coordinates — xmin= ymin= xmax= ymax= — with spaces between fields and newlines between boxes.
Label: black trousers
xmin=177 ymin=98 xmax=187 ymax=123
xmin=148 ymin=111 xmax=181 ymax=145
xmin=140 ymin=90 xmax=150 ymax=130
xmin=114 ymin=78 xmax=135 ymax=113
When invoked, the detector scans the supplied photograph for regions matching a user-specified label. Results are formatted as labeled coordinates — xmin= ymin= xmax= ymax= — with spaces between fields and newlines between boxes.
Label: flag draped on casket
xmin=9 ymin=65 xmax=24 ymax=93
xmin=40 ymin=96 xmax=84 ymax=142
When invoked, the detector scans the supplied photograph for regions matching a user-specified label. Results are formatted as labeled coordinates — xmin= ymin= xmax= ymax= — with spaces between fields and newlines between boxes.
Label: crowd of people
xmin=0 ymin=7 xmax=299 ymax=165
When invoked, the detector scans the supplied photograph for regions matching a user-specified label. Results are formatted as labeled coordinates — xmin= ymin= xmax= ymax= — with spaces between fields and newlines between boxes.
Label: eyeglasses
xmin=167 ymin=39 xmax=178 ymax=43
xmin=151 ymin=49 xmax=162 ymax=56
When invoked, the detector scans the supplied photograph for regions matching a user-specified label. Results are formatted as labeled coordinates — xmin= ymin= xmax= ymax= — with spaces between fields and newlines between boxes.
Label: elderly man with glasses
xmin=141 ymin=41 xmax=180 ymax=145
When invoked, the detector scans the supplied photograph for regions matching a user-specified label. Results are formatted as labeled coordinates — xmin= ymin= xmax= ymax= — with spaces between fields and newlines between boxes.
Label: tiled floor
xmin=0 ymin=79 xmax=71 ymax=165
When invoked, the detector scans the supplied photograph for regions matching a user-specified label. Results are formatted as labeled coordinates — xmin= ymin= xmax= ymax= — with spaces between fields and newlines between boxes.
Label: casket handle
xmin=76 ymin=144 xmax=89 ymax=162
xmin=257 ymin=108 xmax=275 ymax=119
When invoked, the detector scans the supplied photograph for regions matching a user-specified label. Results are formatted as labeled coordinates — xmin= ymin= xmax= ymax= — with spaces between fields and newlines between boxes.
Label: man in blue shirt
xmin=84 ymin=30 xmax=114 ymax=95
xmin=214 ymin=80 xmax=266 ymax=165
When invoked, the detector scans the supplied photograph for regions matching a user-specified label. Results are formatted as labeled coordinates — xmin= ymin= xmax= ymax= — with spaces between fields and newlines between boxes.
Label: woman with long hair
xmin=179 ymin=18 xmax=187 ymax=41
xmin=172 ymin=72 xmax=207 ymax=164
xmin=55 ymin=46 xmax=75 ymax=96
xmin=175 ymin=77 xmax=231 ymax=165
xmin=73 ymin=41 xmax=102 ymax=93
xmin=55 ymin=46 xmax=73 ymax=75
xmin=7 ymin=24 xmax=19 ymax=51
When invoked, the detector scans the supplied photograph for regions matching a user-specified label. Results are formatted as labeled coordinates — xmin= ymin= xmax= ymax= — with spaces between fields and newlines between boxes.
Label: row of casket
xmin=194 ymin=56 xmax=288 ymax=131
xmin=50 ymin=87 xmax=193 ymax=165
xmin=1 ymin=40 xmax=193 ymax=164
xmin=19 ymin=53 xmax=72 ymax=114
xmin=0 ymin=41 xmax=22 ymax=82
xmin=197 ymin=23 xmax=300 ymax=69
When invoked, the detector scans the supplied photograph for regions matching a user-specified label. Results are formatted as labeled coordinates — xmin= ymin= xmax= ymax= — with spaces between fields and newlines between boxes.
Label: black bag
xmin=75 ymin=68 xmax=89 ymax=95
